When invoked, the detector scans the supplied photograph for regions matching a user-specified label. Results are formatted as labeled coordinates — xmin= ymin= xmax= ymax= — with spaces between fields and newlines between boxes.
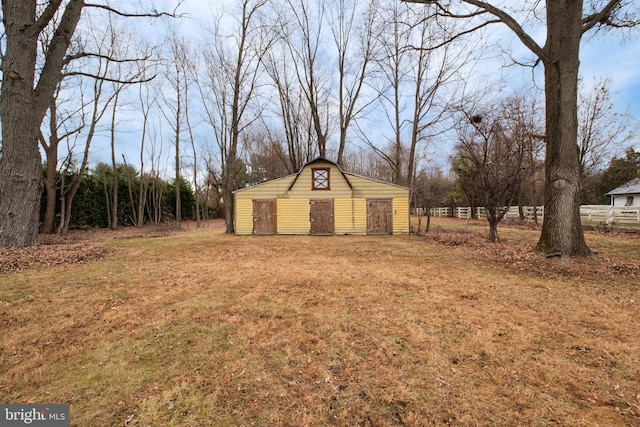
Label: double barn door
xmin=252 ymin=199 xmax=277 ymax=235
xmin=366 ymin=199 xmax=392 ymax=235
xmin=309 ymin=199 xmax=334 ymax=235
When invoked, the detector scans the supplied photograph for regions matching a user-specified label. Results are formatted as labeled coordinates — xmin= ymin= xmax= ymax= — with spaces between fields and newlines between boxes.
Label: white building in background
xmin=606 ymin=178 xmax=640 ymax=207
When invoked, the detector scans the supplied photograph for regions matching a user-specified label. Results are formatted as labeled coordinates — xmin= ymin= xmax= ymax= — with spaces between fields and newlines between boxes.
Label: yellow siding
xmin=335 ymin=198 xmax=367 ymax=234
xmin=277 ymin=199 xmax=311 ymax=234
xmin=392 ymin=197 xmax=410 ymax=234
xmin=288 ymin=160 xmax=353 ymax=199
xmin=234 ymin=175 xmax=296 ymax=200
xmin=235 ymin=198 xmax=254 ymax=235
xmin=346 ymin=174 xmax=409 ymax=199
xmin=354 ymin=199 xmax=367 ymax=232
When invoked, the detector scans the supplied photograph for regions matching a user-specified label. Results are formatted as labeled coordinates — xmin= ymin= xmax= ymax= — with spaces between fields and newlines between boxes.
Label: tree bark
xmin=109 ymin=92 xmax=120 ymax=230
xmin=42 ymin=145 xmax=60 ymax=234
xmin=536 ymin=0 xmax=591 ymax=256
xmin=0 ymin=2 xmax=42 ymax=247
xmin=0 ymin=0 xmax=83 ymax=247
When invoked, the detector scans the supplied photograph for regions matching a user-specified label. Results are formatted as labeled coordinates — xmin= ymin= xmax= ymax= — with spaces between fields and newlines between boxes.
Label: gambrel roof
xmin=287 ymin=157 xmax=353 ymax=191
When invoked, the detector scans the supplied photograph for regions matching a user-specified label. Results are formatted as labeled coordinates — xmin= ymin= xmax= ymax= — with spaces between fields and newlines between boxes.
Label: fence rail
xmin=413 ymin=205 xmax=640 ymax=224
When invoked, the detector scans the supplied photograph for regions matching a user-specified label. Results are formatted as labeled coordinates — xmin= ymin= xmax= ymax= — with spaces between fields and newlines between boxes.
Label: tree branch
xmin=461 ymin=0 xmax=546 ymax=60
xmin=582 ymin=0 xmax=637 ymax=33
xmin=404 ymin=0 xmax=548 ymax=62
xmin=63 ymin=51 xmax=155 ymax=67
xmin=62 ymin=71 xmax=156 ymax=85
xmin=84 ymin=2 xmax=185 ymax=19
xmin=405 ymin=19 xmax=500 ymax=52
xmin=31 ymin=0 xmax=64 ymax=37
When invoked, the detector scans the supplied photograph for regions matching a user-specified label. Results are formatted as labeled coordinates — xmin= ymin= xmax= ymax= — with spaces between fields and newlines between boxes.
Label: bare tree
xmin=183 ymin=54 xmax=201 ymax=227
xmin=0 ymin=1 xmax=180 ymax=247
xmin=58 ymin=70 xmax=116 ymax=234
xmin=107 ymin=89 xmax=121 ymax=229
xmin=263 ymin=46 xmax=316 ymax=172
xmin=283 ymin=0 xmax=332 ymax=158
xmin=366 ymin=0 xmax=412 ymax=184
xmin=507 ymin=95 xmax=545 ymax=223
xmin=39 ymin=84 xmax=85 ymax=234
xmin=365 ymin=1 xmax=467 ymax=187
xmin=160 ymin=35 xmax=193 ymax=225
xmin=200 ymin=0 xmax=273 ymax=234
xmin=404 ymin=0 xmax=639 ymax=255
xmin=41 ymin=14 xmax=155 ymax=234
xmin=329 ymin=0 xmax=380 ymax=166
xmin=135 ymin=64 xmax=158 ymax=227
xmin=404 ymin=7 xmax=473 ymax=188
xmin=452 ymin=99 xmax=529 ymax=242
xmin=146 ymin=131 xmax=168 ymax=225
xmin=578 ymin=77 xmax=634 ymax=200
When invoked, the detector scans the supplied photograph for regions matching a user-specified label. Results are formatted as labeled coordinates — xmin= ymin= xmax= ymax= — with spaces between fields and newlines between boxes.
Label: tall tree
xmin=160 ymin=36 xmax=193 ymax=225
xmin=367 ymin=0 xmax=411 ymax=185
xmin=577 ymin=77 xmax=634 ymax=202
xmin=263 ymin=45 xmax=315 ymax=172
xmin=0 ymin=1 xmax=84 ymax=247
xmin=0 ymin=1 xmax=179 ymax=247
xmin=329 ymin=0 xmax=380 ymax=166
xmin=284 ymin=0 xmax=332 ymax=158
xmin=201 ymin=0 xmax=273 ymax=234
xmin=39 ymin=84 xmax=85 ymax=234
xmin=404 ymin=6 xmax=472 ymax=188
xmin=404 ymin=0 xmax=639 ymax=255
xmin=134 ymin=63 xmax=158 ymax=228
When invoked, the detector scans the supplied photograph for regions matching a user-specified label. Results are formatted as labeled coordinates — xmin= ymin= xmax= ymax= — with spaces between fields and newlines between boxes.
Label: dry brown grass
xmin=0 ymin=218 xmax=638 ymax=426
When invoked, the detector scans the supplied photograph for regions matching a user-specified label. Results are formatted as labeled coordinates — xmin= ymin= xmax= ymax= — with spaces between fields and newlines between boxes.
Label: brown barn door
xmin=367 ymin=199 xmax=392 ymax=235
xmin=253 ymin=199 xmax=277 ymax=235
xmin=309 ymin=199 xmax=334 ymax=235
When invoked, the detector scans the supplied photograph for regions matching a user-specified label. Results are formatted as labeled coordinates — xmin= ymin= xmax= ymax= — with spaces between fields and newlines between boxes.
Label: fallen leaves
xmin=422 ymin=227 xmax=640 ymax=282
xmin=0 ymin=221 xmax=223 ymax=275
xmin=0 ymin=243 xmax=114 ymax=274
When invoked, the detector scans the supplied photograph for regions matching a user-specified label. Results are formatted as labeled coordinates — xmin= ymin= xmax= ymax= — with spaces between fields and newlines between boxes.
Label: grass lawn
xmin=0 ymin=218 xmax=638 ymax=426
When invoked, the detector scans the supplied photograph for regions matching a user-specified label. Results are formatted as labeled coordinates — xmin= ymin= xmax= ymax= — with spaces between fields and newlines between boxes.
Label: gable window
xmin=312 ymin=168 xmax=330 ymax=190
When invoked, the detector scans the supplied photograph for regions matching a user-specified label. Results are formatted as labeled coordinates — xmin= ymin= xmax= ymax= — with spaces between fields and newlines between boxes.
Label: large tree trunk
xmin=536 ymin=0 xmax=591 ymax=256
xmin=0 ymin=0 xmax=83 ymax=247
xmin=0 ymin=2 xmax=42 ymax=247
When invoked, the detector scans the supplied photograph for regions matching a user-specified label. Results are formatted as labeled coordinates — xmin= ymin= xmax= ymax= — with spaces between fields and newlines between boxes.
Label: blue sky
xmin=580 ymin=32 xmax=640 ymax=121
xmin=183 ymin=0 xmax=640 ymax=141
xmin=75 ymin=0 xmax=640 ymax=177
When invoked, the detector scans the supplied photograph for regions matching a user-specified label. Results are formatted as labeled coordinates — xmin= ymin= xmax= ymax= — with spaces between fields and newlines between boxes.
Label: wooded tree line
xmin=0 ymin=0 xmax=638 ymax=255
xmin=40 ymin=163 xmax=198 ymax=231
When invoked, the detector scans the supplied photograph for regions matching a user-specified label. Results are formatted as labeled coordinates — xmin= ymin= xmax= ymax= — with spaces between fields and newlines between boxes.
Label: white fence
xmin=413 ymin=205 xmax=640 ymax=224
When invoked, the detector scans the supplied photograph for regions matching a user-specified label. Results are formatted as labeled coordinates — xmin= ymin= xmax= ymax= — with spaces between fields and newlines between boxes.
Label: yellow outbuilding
xmin=234 ymin=157 xmax=410 ymax=235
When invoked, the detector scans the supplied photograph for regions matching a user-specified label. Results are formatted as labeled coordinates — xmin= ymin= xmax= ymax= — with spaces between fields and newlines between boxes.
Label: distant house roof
xmin=605 ymin=177 xmax=640 ymax=196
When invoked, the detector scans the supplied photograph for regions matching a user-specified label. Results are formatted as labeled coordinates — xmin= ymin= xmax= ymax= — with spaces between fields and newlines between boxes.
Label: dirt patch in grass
xmin=0 ymin=218 xmax=638 ymax=426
